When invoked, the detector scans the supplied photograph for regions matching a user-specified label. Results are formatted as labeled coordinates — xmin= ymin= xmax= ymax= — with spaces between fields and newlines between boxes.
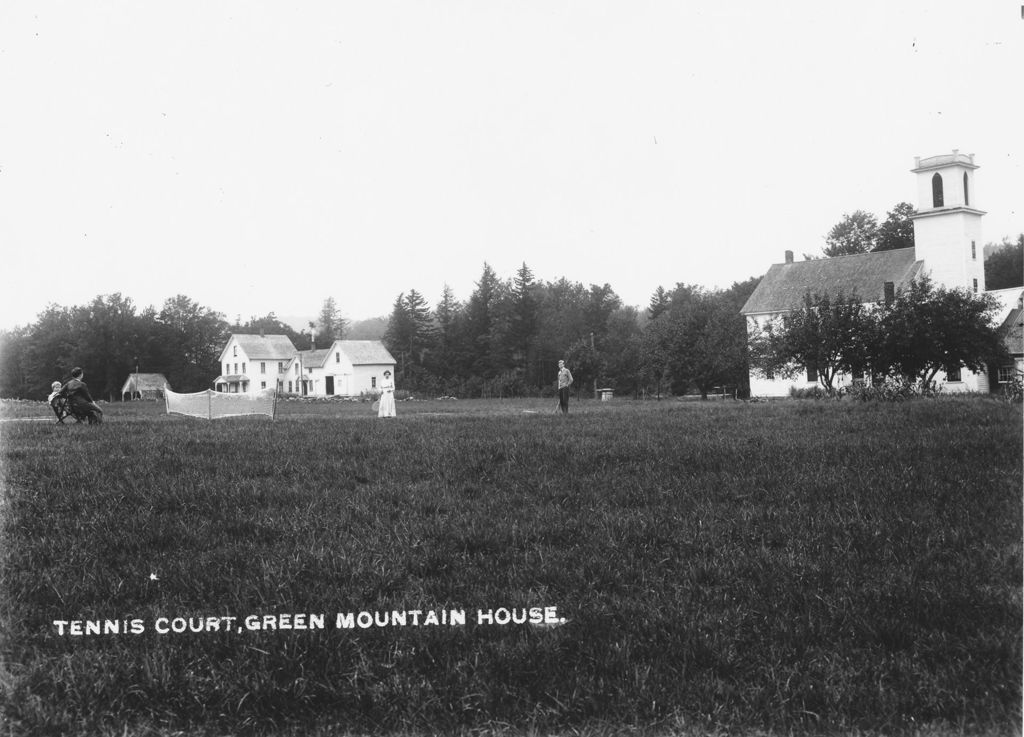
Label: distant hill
xmin=277 ymin=315 xmax=387 ymax=340
xmin=276 ymin=315 xmax=316 ymax=333
xmin=346 ymin=316 xmax=388 ymax=340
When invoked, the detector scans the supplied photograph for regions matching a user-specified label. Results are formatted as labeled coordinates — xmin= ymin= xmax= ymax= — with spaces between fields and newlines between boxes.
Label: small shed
xmin=121 ymin=373 xmax=170 ymax=401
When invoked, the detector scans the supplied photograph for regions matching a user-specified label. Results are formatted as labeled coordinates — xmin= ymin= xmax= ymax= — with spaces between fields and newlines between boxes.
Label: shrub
xmin=999 ymin=373 xmax=1023 ymax=403
xmin=788 ymin=385 xmax=828 ymax=400
xmin=846 ymin=376 xmax=940 ymax=402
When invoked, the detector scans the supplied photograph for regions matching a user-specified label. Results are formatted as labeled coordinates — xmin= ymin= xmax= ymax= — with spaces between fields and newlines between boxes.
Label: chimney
xmin=883 ymin=281 xmax=895 ymax=305
xmin=784 ymin=250 xmax=794 ymax=264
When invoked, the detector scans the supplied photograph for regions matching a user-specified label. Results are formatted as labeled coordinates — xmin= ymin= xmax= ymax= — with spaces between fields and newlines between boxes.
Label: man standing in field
xmin=557 ymin=359 xmax=573 ymax=415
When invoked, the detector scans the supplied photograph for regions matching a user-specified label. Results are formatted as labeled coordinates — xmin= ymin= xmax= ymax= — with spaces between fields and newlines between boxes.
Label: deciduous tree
xmin=872 ymin=276 xmax=1008 ymax=386
xmin=750 ymin=291 xmax=873 ymax=392
xmin=873 ymin=202 xmax=916 ymax=252
xmin=823 ymin=210 xmax=879 ymax=257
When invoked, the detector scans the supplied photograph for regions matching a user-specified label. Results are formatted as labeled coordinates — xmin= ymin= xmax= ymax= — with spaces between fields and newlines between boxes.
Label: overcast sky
xmin=1 ymin=1 xmax=1021 ymax=331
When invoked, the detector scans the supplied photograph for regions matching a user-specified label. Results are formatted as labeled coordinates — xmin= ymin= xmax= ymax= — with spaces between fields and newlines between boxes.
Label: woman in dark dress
xmin=59 ymin=367 xmax=103 ymax=424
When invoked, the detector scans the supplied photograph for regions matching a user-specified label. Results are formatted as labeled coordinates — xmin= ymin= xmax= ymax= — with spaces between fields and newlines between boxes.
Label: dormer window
xmin=931 ymin=173 xmax=944 ymax=208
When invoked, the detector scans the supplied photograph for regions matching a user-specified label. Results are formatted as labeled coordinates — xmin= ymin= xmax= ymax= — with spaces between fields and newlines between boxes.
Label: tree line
xmin=0 ymin=267 xmax=763 ymax=401
xmin=0 ymin=295 xmax=344 ymax=401
xmin=1 ymin=232 xmax=1019 ymax=401
xmin=381 ymin=262 xmax=762 ymax=399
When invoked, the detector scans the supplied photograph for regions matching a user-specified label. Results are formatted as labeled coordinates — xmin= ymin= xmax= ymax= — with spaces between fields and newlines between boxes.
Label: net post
xmin=208 ymin=389 xmax=212 ymax=420
xmin=272 ymin=389 xmax=278 ymax=421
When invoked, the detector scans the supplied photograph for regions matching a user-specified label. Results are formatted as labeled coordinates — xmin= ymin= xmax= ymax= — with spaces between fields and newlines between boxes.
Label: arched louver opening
xmin=931 ymin=173 xmax=944 ymax=208
xmin=963 ymin=172 xmax=969 ymax=206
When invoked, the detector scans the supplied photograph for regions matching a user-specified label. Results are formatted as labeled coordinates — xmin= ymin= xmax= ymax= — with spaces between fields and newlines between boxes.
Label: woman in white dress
xmin=377 ymin=370 xmax=396 ymax=418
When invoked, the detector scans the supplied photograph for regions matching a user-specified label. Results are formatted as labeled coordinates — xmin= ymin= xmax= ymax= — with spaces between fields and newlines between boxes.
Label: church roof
xmin=1000 ymin=308 xmax=1024 ymax=357
xmin=741 ymin=248 xmax=924 ymax=315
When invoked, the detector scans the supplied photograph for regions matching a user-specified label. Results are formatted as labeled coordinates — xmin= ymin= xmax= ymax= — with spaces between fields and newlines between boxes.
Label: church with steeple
xmin=740 ymin=151 xmax=1023 ymax=396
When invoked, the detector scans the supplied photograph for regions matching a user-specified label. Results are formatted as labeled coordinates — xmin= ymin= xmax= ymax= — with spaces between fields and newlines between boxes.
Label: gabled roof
xmin=293 ymin=341 xmax=395 ymax=368
xmin=121 ymin=373 xmax=169 ymax=392
xmin=741 ymin=248 xmax=923 ymax=315
xmin=336 ymin=340 xmax=396 ymax=365
xmin=297 ymin=349 xmax=332 ymax=368
xmin=214 ymin=374 xmax=249 ymax=383
xmin=229 ymin=334 xmax=297 ymax=359
xmin=1000 ymin=308 xmax=1024 ymax=357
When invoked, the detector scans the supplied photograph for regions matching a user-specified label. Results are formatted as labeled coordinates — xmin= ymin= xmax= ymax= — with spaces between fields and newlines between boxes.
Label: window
xmin=233 ymin=346 xmax=237 ymax=357
xmin=806 ymin=364 xmax=818 ymax=383
xmin=288 ymin=380 xmax=293 ymax=392
xmin=371 ymin=377 xmax=377 ymax=389
xmin=946 ymin=366 xmax=961 ymax=382
xmin=278 ymin=362 xmax=284 ymax=373
xmin=336 ymin=352 xmax=340 ymax=363
xmin=225 ymin=363 xmax=229 ymax=375
xmin=308 ymin=367 xmax=313 ymax=374
xmin=971 ymin=241 xmax=976 ymax=260
xmin=261 ymin=381 xmax=266 ymax=389
xmin=998 ymin=366 xmax=1018 ymax=383
xmin=234 ymin=363 xmax=238 ymax=374
xmin=261 ymin=362 xmax=266 ymax=374
xmin=242 ymin=363 xmax=247 ymax=374
xmin=972 ymin=278 xmax=978 ymax=294
xmin=963 ymin=172 xmax=969 ymax=206
xmin=931 ymin=172 xmax=944 ymax=208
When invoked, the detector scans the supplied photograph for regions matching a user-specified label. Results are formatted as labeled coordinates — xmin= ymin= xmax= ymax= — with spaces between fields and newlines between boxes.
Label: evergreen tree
xmin=510 ymin=262 xmax=539 ymax=380
xmin=647 ymin=286 xmax=670 ymax=320
xmin=315 ymin=297 xmax=348 ymax=346
xmin=462 ymin=263 xmax=506 ymax=377
xmin=429 ymin=284 xmax=462 ymax=384
xmin=984 ymin=234 xmax=1024 ymax=290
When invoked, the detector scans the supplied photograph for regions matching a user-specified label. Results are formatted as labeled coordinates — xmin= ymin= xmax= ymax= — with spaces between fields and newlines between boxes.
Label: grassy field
xmin=0 ymin=397 xmax=1020 ymax=736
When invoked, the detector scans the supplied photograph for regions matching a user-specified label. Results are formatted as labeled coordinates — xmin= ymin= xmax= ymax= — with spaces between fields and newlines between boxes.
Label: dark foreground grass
xmin=0 ymin=399 xmax=1020 ymax=736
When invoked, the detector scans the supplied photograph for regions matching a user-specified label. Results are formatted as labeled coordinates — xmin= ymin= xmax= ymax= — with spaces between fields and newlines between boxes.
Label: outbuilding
xmin=121 ymin=373 xmax=170 ymax=401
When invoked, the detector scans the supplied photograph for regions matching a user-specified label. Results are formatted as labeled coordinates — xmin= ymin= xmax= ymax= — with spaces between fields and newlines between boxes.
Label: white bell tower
xmin=909 ymin=151 xmax=986 ymax=293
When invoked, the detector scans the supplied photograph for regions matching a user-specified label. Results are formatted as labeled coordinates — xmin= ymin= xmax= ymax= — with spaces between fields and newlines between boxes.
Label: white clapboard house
xmin=741 ymin=151 xmax=1024 ymax=397
xmin=283 ymin=340 xmax=397 ymax=398
xmin=215 ymin=334 xmax=396 ymax=397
